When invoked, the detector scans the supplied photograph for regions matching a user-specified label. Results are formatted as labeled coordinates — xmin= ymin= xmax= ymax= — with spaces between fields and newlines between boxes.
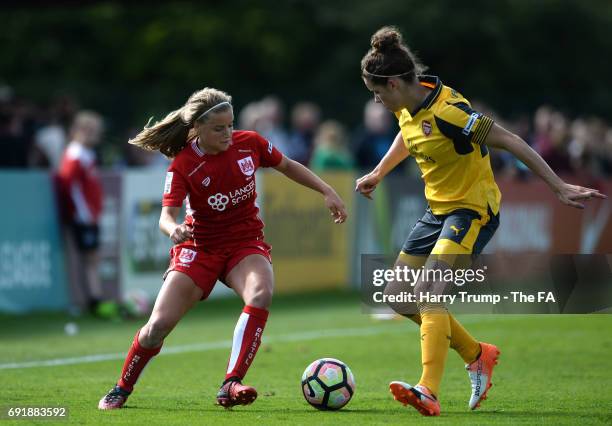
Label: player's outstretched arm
xmin=273 ymin=157 xmax=347 ymax=224
xmin=159 ymin=206 xmax=194 ymax=244
xmin=484 ymin=123 xmax=606 ymax=209
xmin=355 ymin=131 xmax=409 ymax=200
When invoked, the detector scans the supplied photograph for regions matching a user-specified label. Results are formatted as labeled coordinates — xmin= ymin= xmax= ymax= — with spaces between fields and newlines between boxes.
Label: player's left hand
xmin=555 ymin=183 xmax=606 ymax=209
xmin=324 ymin=190 xmax=348 ymax=224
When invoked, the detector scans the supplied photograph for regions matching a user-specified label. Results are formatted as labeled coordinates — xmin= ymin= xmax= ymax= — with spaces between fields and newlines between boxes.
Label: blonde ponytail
xmin=129 ymin=87 xmax=232 ymax=158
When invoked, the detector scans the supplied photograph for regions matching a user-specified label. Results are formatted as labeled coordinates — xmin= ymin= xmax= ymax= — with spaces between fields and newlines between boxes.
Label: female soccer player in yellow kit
xmin=355 ymin=26 xmax=606 ymax=416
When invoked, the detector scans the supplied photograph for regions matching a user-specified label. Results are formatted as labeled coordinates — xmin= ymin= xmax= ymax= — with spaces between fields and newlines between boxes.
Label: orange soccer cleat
xmin=466 ymin=342 xmax=500 ymax=410
xmin=216 ymin=380 xmax=258 ymax=408
xmin=389 ymin=381 xmax=441 ymax=416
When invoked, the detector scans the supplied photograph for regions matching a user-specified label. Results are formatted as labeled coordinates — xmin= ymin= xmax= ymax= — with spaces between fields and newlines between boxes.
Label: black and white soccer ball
xmin=301 ymin=358 xmax=355 ymax=410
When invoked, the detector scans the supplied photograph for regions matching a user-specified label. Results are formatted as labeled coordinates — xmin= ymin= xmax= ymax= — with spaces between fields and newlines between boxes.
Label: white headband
xmin=363 ymin=69 xmax=413 ymax=78
xmin=196 ymin=101 xmax=232 ymax=121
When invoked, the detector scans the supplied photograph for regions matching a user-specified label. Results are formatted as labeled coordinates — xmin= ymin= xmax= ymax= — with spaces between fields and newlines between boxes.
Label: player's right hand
xmin=170 ymin=223 xmax=194 ymax=244
xmin=355 ymin=172 xmax=381 ymax=200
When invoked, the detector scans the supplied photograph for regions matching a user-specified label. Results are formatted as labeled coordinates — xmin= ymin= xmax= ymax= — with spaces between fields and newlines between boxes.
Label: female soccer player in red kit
xmin=98 ymin=88 xmax=347 ymax=410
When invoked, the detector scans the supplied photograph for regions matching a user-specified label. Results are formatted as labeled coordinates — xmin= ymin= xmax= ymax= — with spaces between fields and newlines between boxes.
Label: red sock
xmin=225 ymin=305 xmax=269 ymax=381
xmin=117 ymin=329 xmax=162 ymax=392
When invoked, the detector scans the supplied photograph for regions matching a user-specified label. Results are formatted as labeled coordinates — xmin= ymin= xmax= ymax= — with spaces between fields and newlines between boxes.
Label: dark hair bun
xmin=371 ymin=26 xmax=403 ymax=52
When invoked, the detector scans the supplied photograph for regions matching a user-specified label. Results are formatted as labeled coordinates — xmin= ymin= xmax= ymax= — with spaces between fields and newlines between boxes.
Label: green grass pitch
xmin=1 ymin=291 xmax=611 ymax=425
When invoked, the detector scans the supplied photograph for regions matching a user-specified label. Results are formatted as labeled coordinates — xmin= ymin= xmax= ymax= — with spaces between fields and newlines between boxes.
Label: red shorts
xmin=164 ymin=240 xmax=272 ymax=300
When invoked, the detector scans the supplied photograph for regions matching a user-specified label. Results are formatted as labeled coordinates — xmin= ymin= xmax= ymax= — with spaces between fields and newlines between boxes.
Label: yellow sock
xmin=407 ymin=314 xmax=480 ymax=364
xmin=448 ymin=315 xmax=481 ymax=364
xmin=418 ymin=310 xmax=451 ymax=397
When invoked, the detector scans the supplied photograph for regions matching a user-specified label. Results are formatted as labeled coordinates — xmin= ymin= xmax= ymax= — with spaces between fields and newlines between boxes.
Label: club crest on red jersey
xmin=237 ymin=156 xmax=255 ymax=176
xmin=422 ymin=120 xmax=432 ymax=136
xmin=178 ymin=248 xmax=196 ymax=263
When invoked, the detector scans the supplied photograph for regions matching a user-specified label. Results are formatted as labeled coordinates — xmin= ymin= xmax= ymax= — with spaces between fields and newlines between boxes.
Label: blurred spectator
xmin=116 ymin=127 xmax=169 ymax=168
xmin=0 ymin=94 xmax=36 ymax=168
xmin=531 ymin=105 xmax=553 ymax=150
xmin=29 ymin=101 xmax=68 ymax=169
xmin=585 ymin=117 xmax=611 ymax=177
xmin=529 ymin=106 xmax=572 ymax=174
xmin=568 ymin=118 xmax=590 ymax=171
xmin=310 ymin=120 xmax=354 ymax=172
xmin=255 ymin=96 xmax=290 ymax=154
xmin=56 ymin=110 xmax=117 ymax=317
xmin=0 ymin=87 xmax=609 ymax=180
xmin=603 ymin=127 xmax=612 ymax=175
xmin=287 ymin=102 xmax=321 ymax=164
xmin=238 ymin=101 xmax=261 ymax=131
xmin=121 ymin=141 xmax=169 ymax=168
xmin=238 ymin=96 xmax=291 ymax=156
xmin=352 ymin=99 xmax=396 ymax=171
xmin=546 ymin=112 xmax=572 ymax=173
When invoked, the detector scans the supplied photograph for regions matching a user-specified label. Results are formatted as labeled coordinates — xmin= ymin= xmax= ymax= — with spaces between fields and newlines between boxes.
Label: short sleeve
xmin=434 ymin=101 xmax=494 ymax=148
xmin=254 ymin=132 xmax=283 ymax=167
xmin=162 ymin=164 xmax=188 ymax=207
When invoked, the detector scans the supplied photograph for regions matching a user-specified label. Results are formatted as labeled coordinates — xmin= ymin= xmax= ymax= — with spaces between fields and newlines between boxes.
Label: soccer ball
xmin=301 ymin=358 xmax=355 ymax=410
xmin=121 ymin=289 xmax=151 ymax=318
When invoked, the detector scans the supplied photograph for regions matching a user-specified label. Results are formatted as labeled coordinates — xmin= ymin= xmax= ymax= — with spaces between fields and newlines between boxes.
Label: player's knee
xmin=246 ymin=282 xmax=273 ymax=309
xmin=142 ymin=317 xmax=174 ymax=346
xmin=383 ymin=280 xmax=412 ymax=315
xmin=413 ymin=279 xmax=434 ymax=299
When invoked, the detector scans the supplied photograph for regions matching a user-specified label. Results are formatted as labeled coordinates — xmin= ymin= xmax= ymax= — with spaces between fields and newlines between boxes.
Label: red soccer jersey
xmin=57 ymin=141 xmax=103 ymax=224
xmin=162 ymin=130 xmax=283 ymax=250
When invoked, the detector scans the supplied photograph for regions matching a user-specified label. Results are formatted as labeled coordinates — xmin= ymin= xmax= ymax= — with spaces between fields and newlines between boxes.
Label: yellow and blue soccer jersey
xmin=395 ymin=75 xmax=501 ymax=219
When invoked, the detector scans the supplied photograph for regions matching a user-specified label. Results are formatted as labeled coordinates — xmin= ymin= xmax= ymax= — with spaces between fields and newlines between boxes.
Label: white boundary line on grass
xmin=0 ymin=324 xmax=410 ymax=370
xmin=0 ymin=316 xmax=517 ymax=371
